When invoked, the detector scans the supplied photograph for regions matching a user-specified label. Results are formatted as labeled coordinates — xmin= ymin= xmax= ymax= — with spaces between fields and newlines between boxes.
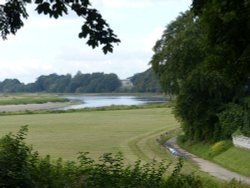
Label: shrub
xmin=209 ymin=140 xmax=232 ymax=157
xmin=0 ymin=125 xmax=36 ymax=187
xmin=218 ymin=103 xmax=244 ymax=139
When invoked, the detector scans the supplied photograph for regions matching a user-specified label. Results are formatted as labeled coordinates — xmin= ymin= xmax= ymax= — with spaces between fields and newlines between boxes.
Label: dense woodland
xmin=151 ymin=1 xmax=250 ymax=141
xmin=0 ymin=72 xmax=121 ymax=93
xmin=0 ymin=69 xmax=162 ymax=93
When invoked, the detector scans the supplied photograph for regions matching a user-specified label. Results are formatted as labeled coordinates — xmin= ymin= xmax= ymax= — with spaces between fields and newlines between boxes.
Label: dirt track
xmin=166 ymin=137 xmax=250 ymax=184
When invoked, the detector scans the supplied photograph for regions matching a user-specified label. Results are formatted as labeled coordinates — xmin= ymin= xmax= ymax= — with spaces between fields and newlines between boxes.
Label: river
xmin=61 ymin=95 xmax=167 ymax=110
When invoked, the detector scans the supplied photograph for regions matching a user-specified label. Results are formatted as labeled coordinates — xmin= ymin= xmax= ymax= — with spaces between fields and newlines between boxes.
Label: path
xmin=166 ymin=137 xmax=250 ymax=184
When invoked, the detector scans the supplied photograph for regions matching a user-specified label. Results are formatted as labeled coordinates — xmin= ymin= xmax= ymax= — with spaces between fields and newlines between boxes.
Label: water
xmin=61 ymin=95 xmax=166 ymax=110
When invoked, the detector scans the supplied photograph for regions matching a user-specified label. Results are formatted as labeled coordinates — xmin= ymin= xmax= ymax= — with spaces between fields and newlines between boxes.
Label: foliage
xmin=242 ymin=98 xmax=250 ymax=137
xmin=0 ymin=72 xmax=122 ymax=93
xmin=0 ymin=0 xmax=120 ymax=54
xmin=166 ymin=160 xmax=203 ymax=188
xmin=218 ymin=103 xmax=244 ymax=139
xmin=151 ymin=11 xmax=206 ymax=95
xmin=190 ymin=0 xmax=250 ymax=139
xmin=218 ymin=101 xmax=250 ymax=138
xmin=209 ymin=140 xmax=232 ymax=157
xmin=151 ymin=1 xmax=250 ymax=142
xmin=130 ymin=68 xmax=162 ymax=93
xmin=151 ymin=11 xmax=223 ymax=141
xmin=0 ymin=125 xmax=36 ymax=187
xmin=0 ymin=127 xmax=204 ymax=187
xmin=0 ymin=69 xmax=164 ymax=93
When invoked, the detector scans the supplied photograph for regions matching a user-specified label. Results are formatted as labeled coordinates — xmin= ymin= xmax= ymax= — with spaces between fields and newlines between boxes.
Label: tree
xmin=191 ymin=0 xmax=250 ymax=99
xmin=0 ymin=71 xmax=122 ymax=93
xmin=151 ymin=11 xmax=206 ymax=96
xmin=190 ymin=0 xmax=250 ymax=139
xmin=98 ymin=73 xmax=121 ymax=92
xmin=151 ymin=11 xmax=220 ymax=141
xmin=130 ymin=68 xmax=162 ymax=93
xmin=0 ymin=78 xmax=25 ymax=92
xmin=0 ymin=0 xmax=120 ymax=54
xmin=151 ymin=2 xmax=250 ymax=142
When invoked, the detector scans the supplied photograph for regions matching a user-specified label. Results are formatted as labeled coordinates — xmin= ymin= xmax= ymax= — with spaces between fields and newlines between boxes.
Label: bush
xmin=218 ymin=102 xmax=250 ymax=138
xmin=0 ymin=125 xmax=36 ymax=187
xmin=209 ymin=140 xmax=232 ymax=157
xmin=218 ymin=103 xmax=244 ymax=139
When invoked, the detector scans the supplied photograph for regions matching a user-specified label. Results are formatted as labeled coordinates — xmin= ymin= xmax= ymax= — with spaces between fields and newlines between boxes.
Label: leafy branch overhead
xmin=0 ymin=0 xmax=120 ymax=54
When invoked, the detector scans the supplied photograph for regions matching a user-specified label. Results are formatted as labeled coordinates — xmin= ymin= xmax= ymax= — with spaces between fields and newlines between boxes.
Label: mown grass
xmin=0 ymin=108 xmax=177 ymax=162
xmin=0 ymin=93 xmax=69 ymax=105
xmin=177 ymin=136 xmax=250 ymax=178
xmin=0 ymin=107 xmax=235 ymax=187
xmin=213 ymin=147 xmax=250 ymax=177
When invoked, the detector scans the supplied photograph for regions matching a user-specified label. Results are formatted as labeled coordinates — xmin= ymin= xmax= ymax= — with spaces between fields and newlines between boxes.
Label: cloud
xmin=93 ymin=0 xmax=178 ymax=9
xmin=144 ymin=27 xmax=164 ymax=52
xmin=0 ymin=59 xmax=54 ymax=83
xmin=0 ymin=0 xmax=191 ymax=83
xmin=54 ymin=46 xmax=151 ymax=79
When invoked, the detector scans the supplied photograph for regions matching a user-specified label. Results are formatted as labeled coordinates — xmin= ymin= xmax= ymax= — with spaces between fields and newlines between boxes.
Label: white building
xmin=120 ymin=79 xmax=133 ymax=88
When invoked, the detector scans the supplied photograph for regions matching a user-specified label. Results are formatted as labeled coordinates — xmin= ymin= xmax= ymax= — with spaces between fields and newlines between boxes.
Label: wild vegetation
xmin=151 ymin=1 xmax=250 ymax=142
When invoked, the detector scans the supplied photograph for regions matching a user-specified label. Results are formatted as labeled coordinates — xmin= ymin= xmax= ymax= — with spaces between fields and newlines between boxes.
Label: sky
xmin=0 ymin=0 xmax=191 ymax=84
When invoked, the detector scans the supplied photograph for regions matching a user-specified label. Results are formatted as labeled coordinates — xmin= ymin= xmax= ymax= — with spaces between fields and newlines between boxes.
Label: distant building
xmin=120 ymin=79 xmax=133 ymax=88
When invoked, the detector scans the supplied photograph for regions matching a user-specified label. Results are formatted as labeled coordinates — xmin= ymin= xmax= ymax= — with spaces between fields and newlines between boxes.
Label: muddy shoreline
xmin=0 ymin=102 xmax=74 ymax=112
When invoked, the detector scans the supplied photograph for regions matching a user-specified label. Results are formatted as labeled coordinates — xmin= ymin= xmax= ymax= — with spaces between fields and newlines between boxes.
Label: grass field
xmin=213 ymin=147 xmax=250 ymax=177
xmin=0 ymin=108 xmax=179 ymax=162
xmin=0 ymin=107 xmax=230 ymax=187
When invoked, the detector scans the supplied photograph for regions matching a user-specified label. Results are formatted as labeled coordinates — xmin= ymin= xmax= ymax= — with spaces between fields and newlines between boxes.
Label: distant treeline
xmin=130 ymin=68 xmax=162 ymax=93
xmin=0 ymin=69 xmax=162 ymax=93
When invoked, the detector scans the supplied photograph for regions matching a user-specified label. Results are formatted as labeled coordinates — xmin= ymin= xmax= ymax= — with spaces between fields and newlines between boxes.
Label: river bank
xmin=0 ymin=94 xmax=167 ymax=112
xmin=0 ymin=102 xmax=74 ymax=112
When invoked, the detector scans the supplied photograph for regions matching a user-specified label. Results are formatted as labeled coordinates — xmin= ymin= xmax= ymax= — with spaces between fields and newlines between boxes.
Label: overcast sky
xmin=0 ymin=0 xmax=191 ymax=84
